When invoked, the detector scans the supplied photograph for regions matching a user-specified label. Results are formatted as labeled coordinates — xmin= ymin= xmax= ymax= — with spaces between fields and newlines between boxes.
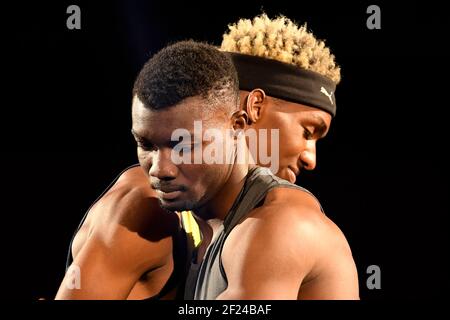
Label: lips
xmin=286 ymin=166 xmax=300 ymax=183
xmin=286 ymin=168 xmax=297 ymax=183
xmin=157 ymin=186 xmax=183 ymax=193
xmin=158 ymin=190 xmax=183 ymax=200
xmin=290 ymin=166 xmax=300 ymax=176
xmin=153 ymin=184 xmax=185 ymax=201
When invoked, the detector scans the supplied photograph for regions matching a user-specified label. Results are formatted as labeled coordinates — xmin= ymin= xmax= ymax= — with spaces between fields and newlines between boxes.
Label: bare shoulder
xmin=95 ymin=166 xmax=179 ymax=239
xmin=241 ymin=187 xmax=337 ymax=241
xmin=259 ymin=187 xmax=348 ymax=244
xmin=225 ymin=186 xmax=353 ymax=276
xmin=73 ymin=166 xmax=179 ymax=265
xmin=59 ymin=166 xmax=179 ymax=299
xmin=221 ymin=186 xmax=358 ymax=299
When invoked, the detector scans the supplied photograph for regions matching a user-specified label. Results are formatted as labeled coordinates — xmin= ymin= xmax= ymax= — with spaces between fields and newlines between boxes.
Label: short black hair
xmin=133 ymin=40 xmax=239 ymax=110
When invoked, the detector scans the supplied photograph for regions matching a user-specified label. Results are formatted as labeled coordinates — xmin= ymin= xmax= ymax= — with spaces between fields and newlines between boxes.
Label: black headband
xmin=226 ymin=52 xmax=337 ymax=117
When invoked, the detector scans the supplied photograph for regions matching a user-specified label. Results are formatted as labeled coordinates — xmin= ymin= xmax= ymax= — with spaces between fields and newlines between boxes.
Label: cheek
xmin=276 ymin=122 xmax=305 ymax=163
xmin=137 ymin=150 xmax=152 ymax=175
xmin=183 ymin=164 xmax=227 ymax=194
xmin=280 ymin=129 xmax=305 ymax=163
xmin=270 ymin=118 xmax=303 ymax=153
xmin=280 ymin=126 xmax=303 ymax=148
xmin=181 ymin=167 xmax=211 ymax=201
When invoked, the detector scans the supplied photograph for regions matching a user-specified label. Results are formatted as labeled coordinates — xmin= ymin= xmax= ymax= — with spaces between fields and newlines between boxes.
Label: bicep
xmin=218 ymin=218 xmax=312 ymax=300
xmin=55 ymin=220 xmax=170 ymax=300
xmin=299 ymin=233 xmax=359 ymax=300
xmin=55 ymin=235 xmax=139 ymax=299
xmin=55 ymin=184 xmax=175 ymax=300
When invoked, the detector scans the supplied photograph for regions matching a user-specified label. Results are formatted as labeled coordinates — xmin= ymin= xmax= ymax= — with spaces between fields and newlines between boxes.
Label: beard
xmin=157 ymin=188 xmax=215 ymax=216
xmin=157 ymin=198 xmax=201 ymax=213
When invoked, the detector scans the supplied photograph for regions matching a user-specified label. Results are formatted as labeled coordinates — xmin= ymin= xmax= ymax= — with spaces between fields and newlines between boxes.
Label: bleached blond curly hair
xmin=221 ymin=14 xmax=341 ymax=83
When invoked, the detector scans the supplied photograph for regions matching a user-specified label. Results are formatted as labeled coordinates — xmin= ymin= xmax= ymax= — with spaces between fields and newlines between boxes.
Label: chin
xmin=278 ymin=168 xmax=296 ymax=184
xmin=158 ymin=198 xmax=199 ymax=212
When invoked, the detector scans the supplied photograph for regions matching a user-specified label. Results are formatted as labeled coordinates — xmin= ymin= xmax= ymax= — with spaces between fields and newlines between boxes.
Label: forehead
xmin=271 ymin=97 xmax=332 ymax=125
xmin=131 ymin=96 xmax=224 ymax=138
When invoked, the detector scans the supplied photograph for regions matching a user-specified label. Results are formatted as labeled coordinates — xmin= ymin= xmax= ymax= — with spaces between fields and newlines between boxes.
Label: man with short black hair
xmin=56 ymin=40 xmax=240 ymax=299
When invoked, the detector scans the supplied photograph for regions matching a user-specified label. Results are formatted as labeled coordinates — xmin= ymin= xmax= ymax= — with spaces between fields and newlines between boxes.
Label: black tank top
xmin=184 ymin=166 xmax=323 ymax=300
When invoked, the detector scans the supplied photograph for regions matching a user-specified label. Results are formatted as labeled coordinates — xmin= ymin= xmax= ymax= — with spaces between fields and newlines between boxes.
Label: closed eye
xmin=301 ymin=116 xmax=329 ymax=140
xmin=136 ymin=139 xmax=156 ymax=151
xmin=131 ymin=129 xmax=157 ymax=151
xmin=303 ymin=126 xmax=315 ymax=140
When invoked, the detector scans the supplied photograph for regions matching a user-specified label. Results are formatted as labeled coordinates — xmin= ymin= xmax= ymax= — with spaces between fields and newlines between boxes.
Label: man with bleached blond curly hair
xmin=219 ymin=13 xmax=341 ymax=183
xmin=183 ymin=14 xmax=359 ymax=300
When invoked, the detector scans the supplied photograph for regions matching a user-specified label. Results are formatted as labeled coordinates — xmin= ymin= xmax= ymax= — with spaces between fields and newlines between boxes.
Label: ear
xmin=231 ymin=110 xmax=248 ymax=134
xmin=243 ymin=89 xmax=266 ymax=124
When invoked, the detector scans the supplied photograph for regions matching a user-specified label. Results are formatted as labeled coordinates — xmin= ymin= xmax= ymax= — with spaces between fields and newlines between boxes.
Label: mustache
xmin=151 ymin=181 xmax=187 ymax=192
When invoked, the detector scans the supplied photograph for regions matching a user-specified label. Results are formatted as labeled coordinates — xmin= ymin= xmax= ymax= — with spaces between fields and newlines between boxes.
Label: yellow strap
xmin=180 ymin=211 xmax=202 ymax=248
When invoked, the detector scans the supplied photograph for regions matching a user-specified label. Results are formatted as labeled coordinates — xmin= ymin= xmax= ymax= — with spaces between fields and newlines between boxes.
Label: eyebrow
xmin=130 ymin=129 xmax=152 ymax=143
xmin=130 ymin=128 xmax=198 ymax=145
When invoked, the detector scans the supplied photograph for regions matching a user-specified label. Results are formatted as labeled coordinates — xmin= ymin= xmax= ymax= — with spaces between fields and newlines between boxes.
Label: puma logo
xmin=320 ymin=87 xmax=334 ymax=105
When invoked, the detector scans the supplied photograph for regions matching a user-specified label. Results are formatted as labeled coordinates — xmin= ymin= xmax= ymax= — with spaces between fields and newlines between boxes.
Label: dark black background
xmin=5 ymin=0 xmax=449 ymax=300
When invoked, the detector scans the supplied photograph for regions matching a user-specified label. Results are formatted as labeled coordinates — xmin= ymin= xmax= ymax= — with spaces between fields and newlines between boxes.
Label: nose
xmin=299 ymin=140 xmax=317 ymax=171
xmin=149 ymin=148 xmax=178 ymax=180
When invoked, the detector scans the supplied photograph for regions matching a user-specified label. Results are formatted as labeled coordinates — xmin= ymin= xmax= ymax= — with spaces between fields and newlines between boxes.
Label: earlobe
xmin=246 ymin=89 xmax=266 ymax=124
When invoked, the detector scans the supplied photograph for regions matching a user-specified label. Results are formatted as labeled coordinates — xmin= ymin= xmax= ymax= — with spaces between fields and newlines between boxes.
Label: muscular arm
xmin=55 ymin=183 xmax=178 ymax=300
xmin=219 ymin=189 xmax=359 ymax=300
